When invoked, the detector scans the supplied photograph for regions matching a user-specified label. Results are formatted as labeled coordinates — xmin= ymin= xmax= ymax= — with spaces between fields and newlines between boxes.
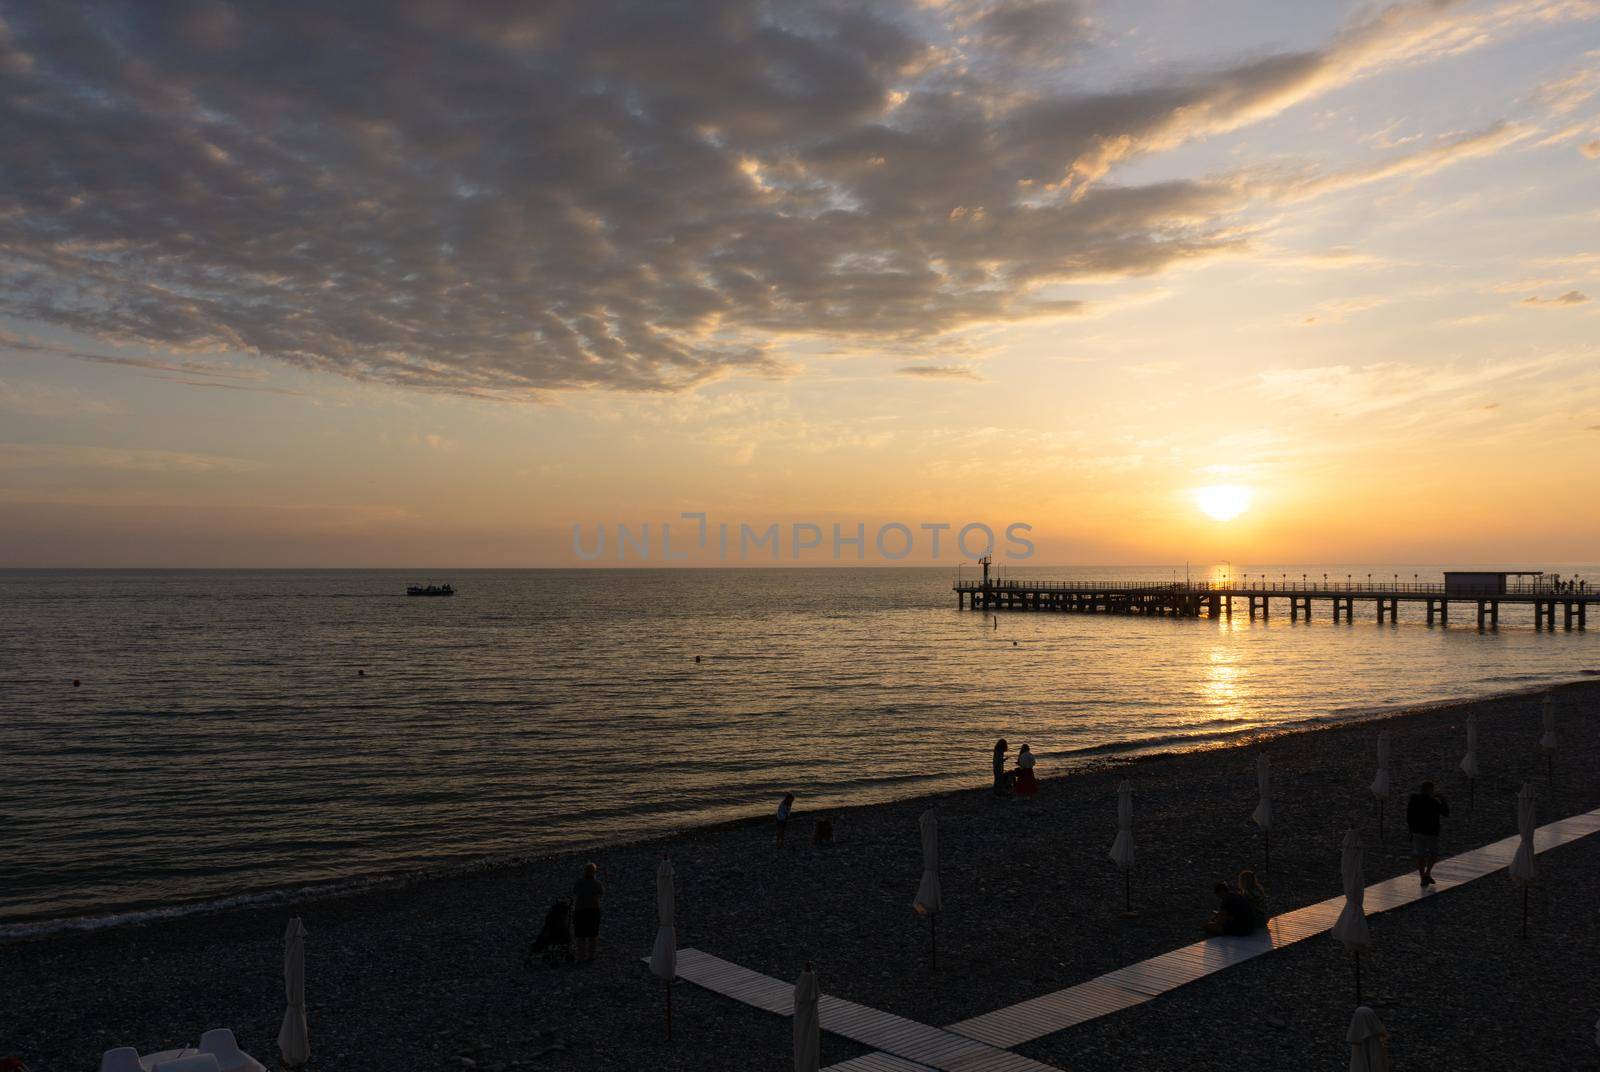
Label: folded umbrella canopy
xmin=1540 ymin=693 xmax=1557 ymax=785
xmin=1250 ymin=754 xmax=1272 ymax=874
xmin=1109 ymin=779 xmax=1135 ymax=913
xmin=650 ymin=857 xmax=677 ymax=1039
xmin=277 ymin=917 xmax=309 ymax=1069
xmin=913 ymin=809 xmax=942 ymax=969
xmin=1347 ymin=1005 xmax=1390 ymax=1072
xmin=794 ymin=964 xmax=820 ymax=1072
xmin=1370 ymin=732 xmax=1391 ymax=838
xmin=1460 ymin=713 xmax=1480 ymax=811
xmin=1331 ymin=827 xmax=1371 ymax=1003
xmin=1510 ymin=781 xmax=1538 ymax=936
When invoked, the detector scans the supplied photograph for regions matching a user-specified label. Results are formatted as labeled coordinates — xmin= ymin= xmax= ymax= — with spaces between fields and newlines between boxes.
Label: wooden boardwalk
xmin=657 ymin=804 xmax=1600 ymax=1072
xmin=662 ymin=948 xmax=1065 ymax=1072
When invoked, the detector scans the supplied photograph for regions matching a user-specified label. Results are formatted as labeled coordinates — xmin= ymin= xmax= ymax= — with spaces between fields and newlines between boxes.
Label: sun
xmin=1193 ymin=485 xmax=1253 ymax=521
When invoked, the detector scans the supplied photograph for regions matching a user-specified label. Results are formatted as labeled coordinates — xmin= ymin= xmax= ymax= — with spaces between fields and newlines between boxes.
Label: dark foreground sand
xmin=6 ymin=680 xmax=1599 ymax=1072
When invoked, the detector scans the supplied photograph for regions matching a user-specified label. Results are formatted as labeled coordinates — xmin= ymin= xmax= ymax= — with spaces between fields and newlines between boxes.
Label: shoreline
xmin=7 ymin=680 xmax=1600 ymax=1070
xmin=7 ymin=672 xmax=1595 ymax=942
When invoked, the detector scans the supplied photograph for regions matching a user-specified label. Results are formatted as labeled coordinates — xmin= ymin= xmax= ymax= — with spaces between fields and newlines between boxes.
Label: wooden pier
xmin=955 ymin=568 xmax=1592 ymax=631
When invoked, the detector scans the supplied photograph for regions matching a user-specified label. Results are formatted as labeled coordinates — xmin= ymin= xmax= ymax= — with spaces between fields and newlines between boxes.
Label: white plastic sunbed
xmin=98 ymin=1048 xmax=143 ymax=1072
xmin=197 ymin=1030 xmax=265 ymax=1072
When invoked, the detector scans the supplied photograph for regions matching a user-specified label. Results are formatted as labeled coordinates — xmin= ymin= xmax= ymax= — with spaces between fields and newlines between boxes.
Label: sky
xmin=1 ymin=0 xmax=1598 ymax=567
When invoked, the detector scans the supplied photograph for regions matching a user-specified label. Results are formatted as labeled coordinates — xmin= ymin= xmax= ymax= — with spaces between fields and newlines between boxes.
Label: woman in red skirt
xmin=1014 ymin=744 xmax=1038 ymax=797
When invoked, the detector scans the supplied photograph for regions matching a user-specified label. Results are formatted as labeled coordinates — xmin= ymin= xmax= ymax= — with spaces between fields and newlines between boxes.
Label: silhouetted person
xmin=776 ymin=793 xmax=795 ymax=846
xmin=1203 ymin=881 xmax=1261 ymax=936
xmin=1013 ymin=744 xmax=1037 ymax=797
xmin=1407 ymin=781 xmax=1449 ymax=887
xmin=992 ymin=738 xmax=1010 ymax=795
xmin=571 ymin=862 xmax=603 ymax=963
xmin=1237 ymin=869 xmax=1268 ymax=919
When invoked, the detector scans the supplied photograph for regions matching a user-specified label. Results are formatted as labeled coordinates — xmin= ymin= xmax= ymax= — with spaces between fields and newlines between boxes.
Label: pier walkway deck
xmin=954 ymin=577 xmax=1593 ymax=630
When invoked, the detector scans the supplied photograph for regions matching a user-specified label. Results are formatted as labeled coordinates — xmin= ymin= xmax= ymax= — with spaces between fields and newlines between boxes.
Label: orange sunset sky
xmin=1 ymin=1 xmax=1598 ymax=566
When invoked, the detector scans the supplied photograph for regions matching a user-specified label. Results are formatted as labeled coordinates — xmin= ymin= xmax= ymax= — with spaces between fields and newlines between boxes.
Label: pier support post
xmin=1440 ymin=600 xmax=1448 ymax=626
xmin=1492 ymin=601 xmax=1500 ymax=628
xmin=1477 ymin=600 xmax=1486 ymax=631
xmin=1427 ymin=599 xmax=1435 ymax=626
xmin=1226 ymin=595 xmax=1233 ymax=618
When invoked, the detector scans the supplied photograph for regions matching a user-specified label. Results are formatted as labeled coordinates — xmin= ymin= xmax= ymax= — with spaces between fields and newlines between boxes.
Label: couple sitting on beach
xmin=1203 ymin=870 xmax=1268 ymax=936
xmin=991 ymin=739 xmax=1038 ymax=797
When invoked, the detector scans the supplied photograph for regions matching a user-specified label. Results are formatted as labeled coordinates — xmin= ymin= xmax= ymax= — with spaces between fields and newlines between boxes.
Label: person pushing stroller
xmin=525 ymin=899 xmax=575 ymax=967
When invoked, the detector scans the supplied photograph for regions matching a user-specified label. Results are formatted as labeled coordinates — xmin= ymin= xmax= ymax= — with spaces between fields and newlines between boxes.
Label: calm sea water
xmin=2 ymin=565 xmax=1597 ymax=931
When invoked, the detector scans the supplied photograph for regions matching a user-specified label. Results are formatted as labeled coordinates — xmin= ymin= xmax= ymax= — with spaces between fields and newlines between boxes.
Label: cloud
xmin=0 ymin=378 xmax=119 ymax=416
xmin=1582 ymin=139 xmax=1600 ymax=157
xmin=1521 ymin=290 xmax=1591 ymax=305
xmin=1298 ymin=295 xmax=1388 ymax=326
xmin=0 ymin=442 xmax=262 ymax=472
xmin=896 ymin=364 xmax=983 ymax=380
xmin=0 ymin=0 xmax=1589 ymax=396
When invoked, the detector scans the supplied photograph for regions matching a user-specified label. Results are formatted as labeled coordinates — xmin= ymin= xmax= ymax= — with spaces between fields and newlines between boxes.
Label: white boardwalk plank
xmin=666 ymin=949 xmax=1064 ymax=1071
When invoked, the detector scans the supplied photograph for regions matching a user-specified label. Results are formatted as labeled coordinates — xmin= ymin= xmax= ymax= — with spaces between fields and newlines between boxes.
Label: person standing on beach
xmin=776 ymin=793 xmax=795 ymax=846
xmin=572 ymin=862 xmax=603 ymax=963
xmin=992 ymin=739 xmax=1009 ymax=795
xmin=1406 ymin=781 xmax=1449 ymax=887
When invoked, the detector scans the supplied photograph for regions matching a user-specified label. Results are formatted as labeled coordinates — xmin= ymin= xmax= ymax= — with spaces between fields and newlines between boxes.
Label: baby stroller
xmin=525 ymin=899 xmax=574 ymax=967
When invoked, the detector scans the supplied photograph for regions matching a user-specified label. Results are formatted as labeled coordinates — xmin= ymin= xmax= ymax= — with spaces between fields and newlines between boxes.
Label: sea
xmin=2 ymin=565 xmax=1596 ymax=934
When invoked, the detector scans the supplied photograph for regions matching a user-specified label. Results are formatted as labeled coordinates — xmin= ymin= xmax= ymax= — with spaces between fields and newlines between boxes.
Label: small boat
xmin=406 ymin=582 xmax=455 ymax=597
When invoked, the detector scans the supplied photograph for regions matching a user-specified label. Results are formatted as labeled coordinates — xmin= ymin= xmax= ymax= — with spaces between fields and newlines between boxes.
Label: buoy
xmin=73 ymin=678 xmax=81 ymax=688
xmin=1012 ymin=641 xmax=1018 ymax=646
xmin=694 ymin=655 xmax=702 ymax=663
xmin=358 ymin=669 xmax=366 ymax=677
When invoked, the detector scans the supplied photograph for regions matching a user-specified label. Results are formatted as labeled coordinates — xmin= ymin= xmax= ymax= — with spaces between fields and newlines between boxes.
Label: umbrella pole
xmin=1521 ymin=887 xmax=1529 ymax=939
xmin=1377 ymin=800 xmax=1383 ymax=841
xmin=930 ymin=913 xmax=938 ymax=972
xmin=1354 ymin=950 xmax=1362 ymax=1005
xmin=1468 ymin=776 xmax=1474 ymax=814
xmin=1124 ymin=870 xmax=1131 ymax=913
xmin=666 ymin=979 xmax=674 ymax=1041
xmin=1264 ymin=828 xmax=1270 ymax=876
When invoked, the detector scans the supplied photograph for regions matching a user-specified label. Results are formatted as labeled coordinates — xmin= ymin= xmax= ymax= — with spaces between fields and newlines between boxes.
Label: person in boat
xmin=1013 ymin=744 xmax=1038 ymax=797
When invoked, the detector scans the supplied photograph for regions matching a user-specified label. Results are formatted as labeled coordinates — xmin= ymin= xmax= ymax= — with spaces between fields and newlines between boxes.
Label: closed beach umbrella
xmin=1109 ymin=780 xmax=1135 ymax=913
xmin=1510 ymin=781 xmax=1538 ymax=936
xmin=1460 ymin=714 xmax=1479 ymax=811
xmin=650 ymin=856 xmax=677 ymax=1039
xmin=1540 ymin=693 xmax=1557 ymax=784
xmin=277 ymin=917 xmax=309 ymax=1069
xmin=794 ymin=963 xmax=820 ymax=1072
xmin=1370 ymin=733 xmax=1391 ymax=838
xmin=1250 ymin=754 xmax=1272 ymax=874
xmin=1331 ymin=827 xmax=1370 ymax=1002
xmin=1347 ymin=1006 xmax=1390 ymax=1072
xmin=913 ymin=809 xmax=942 ymax=968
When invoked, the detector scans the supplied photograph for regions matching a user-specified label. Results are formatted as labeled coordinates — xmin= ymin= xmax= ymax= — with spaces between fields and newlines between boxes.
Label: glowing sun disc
xmin=1194 ymin=485 xmax=1253 ymax=521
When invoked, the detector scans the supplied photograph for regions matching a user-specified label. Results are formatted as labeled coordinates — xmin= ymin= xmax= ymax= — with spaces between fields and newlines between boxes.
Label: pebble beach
xmin=6 ymin=679 xmax=1598 ymax=1071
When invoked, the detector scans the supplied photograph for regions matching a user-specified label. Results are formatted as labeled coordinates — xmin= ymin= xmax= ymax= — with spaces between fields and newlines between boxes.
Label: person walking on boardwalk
xmin=572 ymin=862 xmax=604 ymax=963
xmin=992 ymin=739 xmax=1010 ymax=795
xmin=1406 ymin=781 xmax=1449 ymax=888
